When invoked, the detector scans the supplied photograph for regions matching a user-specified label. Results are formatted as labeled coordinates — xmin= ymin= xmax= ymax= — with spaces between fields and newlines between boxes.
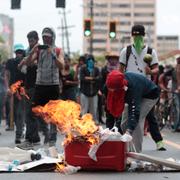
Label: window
xmin=134 ymin=4 xmax=154 ymax=8
xmin=111 ymin=12 xmax=131 ymax=17
xmin=134 ymin=22 xmax=154 ymax=26
xmin=93 ymin=29 xmax=107 ymax=34
xmin=93 ymin=39 xmax=106 ymax=43
xmin=94 ymin=3 xmax=107 ymax=8
xmin=134 ymin=13 xmax=154 ymax=17
xmin=111 ymin=3 xmax=130 ymax=8
xmin=94 ymin=21 xmax=107 ymax=26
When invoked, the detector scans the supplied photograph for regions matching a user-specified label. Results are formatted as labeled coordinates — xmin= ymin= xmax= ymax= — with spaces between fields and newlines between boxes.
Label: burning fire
xmin=56 ymin=163 xmax=66 ymax=172
xmin=10 ymin=80 xmax=29 ymax=99
xmin=10 ymin=80 xmax=23 ymax=94
xmin=32 ymin=100 xmax=99 ymax=145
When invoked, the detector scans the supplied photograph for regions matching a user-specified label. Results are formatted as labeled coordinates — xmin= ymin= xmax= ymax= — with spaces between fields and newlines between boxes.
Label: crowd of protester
xmin=0 ymin=25 xmax=179 ymax=152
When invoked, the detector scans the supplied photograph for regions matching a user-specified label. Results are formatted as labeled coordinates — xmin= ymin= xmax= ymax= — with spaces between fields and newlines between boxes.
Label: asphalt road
xmin=0 ymin=120 xmax=180 ymax=180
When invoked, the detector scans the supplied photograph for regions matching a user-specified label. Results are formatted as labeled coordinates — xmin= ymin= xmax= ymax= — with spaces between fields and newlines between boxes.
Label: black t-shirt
xmin=25 ymin=65 xmax=37 ymax=89
xmin=5 ymin=58 xmax=25 ymax=85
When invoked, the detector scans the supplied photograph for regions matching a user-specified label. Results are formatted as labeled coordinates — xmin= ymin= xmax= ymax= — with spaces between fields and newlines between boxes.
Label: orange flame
xmin=10 ymin=80 xmax=23 ymax=94
xmin=56 ymin=163 xmax=66 ymax=172
xmin=32 ymin=100 xmax=99 ymax=145
xmin=10 ymin=81 xmax=29 ymax=100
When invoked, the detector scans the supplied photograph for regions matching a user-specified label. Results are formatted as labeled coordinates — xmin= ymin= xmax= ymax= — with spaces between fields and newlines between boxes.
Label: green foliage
xmin=0 ymin=35 xmax=9 ymax=61
xmin=0 ymin=35 xmax=5 ymax=43
xmin=95 ymin=55 xmax=106 ymax=67
xmin=70 ymin=51 xmax=81 ymax=64
xmin=0 ymin=46 xmax=9 ymax=62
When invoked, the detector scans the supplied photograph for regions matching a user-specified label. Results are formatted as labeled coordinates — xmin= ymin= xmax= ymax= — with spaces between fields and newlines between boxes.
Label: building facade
xmin=83 ymin=0 xmax=157 ymax=56
xmin=0 ymin=14 xmax=14 ymax=57
xmin=157 ymin=35 xmax=179 ymax=57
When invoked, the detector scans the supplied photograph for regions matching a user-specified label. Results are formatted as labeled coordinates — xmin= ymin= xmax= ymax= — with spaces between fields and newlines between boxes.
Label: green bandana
xmin=133 ymin=36 xmax=144 ymax=54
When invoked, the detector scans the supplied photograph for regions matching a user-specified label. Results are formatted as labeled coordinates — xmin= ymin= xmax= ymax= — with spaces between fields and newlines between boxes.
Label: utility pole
xmin=58 ymin=10 xmax=75 ymax=56
xmin=61 ymin=18 xmax=65 ymax=50
xmin=89 ymin=0 xmax=93 ymax=54
xmin=63 ymin=9 xmax=70 ymax=56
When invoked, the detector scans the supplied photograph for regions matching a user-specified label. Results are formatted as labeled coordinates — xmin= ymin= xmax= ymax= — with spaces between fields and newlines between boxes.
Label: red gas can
xmin=65 ymin=140 xmax=126 ymax=171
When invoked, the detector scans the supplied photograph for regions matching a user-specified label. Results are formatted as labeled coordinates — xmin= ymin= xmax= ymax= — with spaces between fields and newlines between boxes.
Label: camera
xmin=38 ymin=45 xmax=49 ymax=50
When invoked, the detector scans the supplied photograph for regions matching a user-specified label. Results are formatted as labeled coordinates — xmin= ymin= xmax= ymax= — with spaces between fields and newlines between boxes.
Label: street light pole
xmin=89 ymin=0 xmax=93 ymax=54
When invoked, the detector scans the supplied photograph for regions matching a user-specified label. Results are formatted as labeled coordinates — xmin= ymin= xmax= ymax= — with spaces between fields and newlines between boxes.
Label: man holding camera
xmin=19 ymin=27 xmax=64 ymax=148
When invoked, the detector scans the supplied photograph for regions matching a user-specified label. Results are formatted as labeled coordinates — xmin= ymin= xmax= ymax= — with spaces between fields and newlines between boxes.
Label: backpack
xmin=125 ymin=45 xmax=160 ymax=84
xmin=125 ymin=45 xmax=152 ymax=70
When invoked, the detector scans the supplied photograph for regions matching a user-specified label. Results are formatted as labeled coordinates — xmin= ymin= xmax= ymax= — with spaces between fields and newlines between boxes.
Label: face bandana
xmin=106 ymin=70 xmax=128 ymax=118
xmin=107 ymin=58 xmax=119 ymax=72
xmin=87 ymin=59 xmax=94 ymax=73
xmin=133 ymin=36 xmax=144 ymax=54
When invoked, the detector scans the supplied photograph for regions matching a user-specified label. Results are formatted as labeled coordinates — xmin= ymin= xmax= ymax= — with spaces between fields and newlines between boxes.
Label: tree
xmin=0 ymin=35 xmax=5 ymax=43
xmin=0 ymin=46 xmax=9 ymax=62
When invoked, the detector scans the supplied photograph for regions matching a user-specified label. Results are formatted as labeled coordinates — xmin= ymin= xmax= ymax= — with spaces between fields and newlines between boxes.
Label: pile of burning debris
xmin=2 ymin=81 xmax=179 ymax=173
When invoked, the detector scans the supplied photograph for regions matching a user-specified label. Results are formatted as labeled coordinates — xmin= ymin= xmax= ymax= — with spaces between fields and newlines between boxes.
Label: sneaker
xmin=156 ymin=141 xmax=166 ymax=151
xmin=6 ymin=127 xmax=14 ymax=131
xmin=49 ymin=141 xmax=56 ymax=147
xmin=33 ymin=140 xmax=41 ymax=146
xmin=16 ymin=141 xmax=34 ymax=150
xmin=15 ymin=139 xmax=21 ymax=144
xmin=44 ymin=135 xmax=49 ymax=145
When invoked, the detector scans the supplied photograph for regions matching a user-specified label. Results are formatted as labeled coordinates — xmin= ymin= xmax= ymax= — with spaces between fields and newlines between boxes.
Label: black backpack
xmin=125 ymin=45 xmax=152 ymax=70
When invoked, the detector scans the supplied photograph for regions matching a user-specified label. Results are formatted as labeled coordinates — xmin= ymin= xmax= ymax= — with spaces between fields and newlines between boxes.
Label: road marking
xmin=164 ymin=140 xmax=180 ymax=149
xmin=147 ymin=133 xmax=180 ymax=149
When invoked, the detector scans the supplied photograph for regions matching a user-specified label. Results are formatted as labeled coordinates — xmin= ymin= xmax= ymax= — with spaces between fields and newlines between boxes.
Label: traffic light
xmin=56 ymin=0 xmax=66 ymax=8
xmin=11 ymin=0 xmax=21 ymax=9
xmin=84 ymin=19 xmax=92 ymax=37
xmin=109 ymin=21 xmax=116 ymax=39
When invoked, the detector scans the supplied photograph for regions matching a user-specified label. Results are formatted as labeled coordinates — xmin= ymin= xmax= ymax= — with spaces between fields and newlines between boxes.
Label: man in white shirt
xmin=119 ymin=24 xmax=166 ymax=151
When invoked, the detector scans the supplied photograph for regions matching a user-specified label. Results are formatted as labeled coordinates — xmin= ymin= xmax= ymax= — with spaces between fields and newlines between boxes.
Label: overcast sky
xmin=0 ymin=0 xmax=180 ymax=53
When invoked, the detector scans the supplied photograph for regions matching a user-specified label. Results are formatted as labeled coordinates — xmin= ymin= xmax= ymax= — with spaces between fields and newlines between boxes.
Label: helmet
xmin=14 ymin=43 xmax=24 ymax=52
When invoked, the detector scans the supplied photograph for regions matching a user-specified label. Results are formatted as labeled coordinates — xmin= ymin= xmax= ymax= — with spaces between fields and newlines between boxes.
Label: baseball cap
xmin=14 ymin=43 xmax=24 ymax=52
xmin=131 ymin=24 xmax=145 ymax=36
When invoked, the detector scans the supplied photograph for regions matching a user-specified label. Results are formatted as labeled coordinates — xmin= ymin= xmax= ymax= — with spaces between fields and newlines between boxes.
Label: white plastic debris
xmin=88 ymin=127 xmax=132 ymax=161
xmin=58 ymin=165 xmax=81 ymax=175
xmin=0 ymin=147 xmax=41 ymax=164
